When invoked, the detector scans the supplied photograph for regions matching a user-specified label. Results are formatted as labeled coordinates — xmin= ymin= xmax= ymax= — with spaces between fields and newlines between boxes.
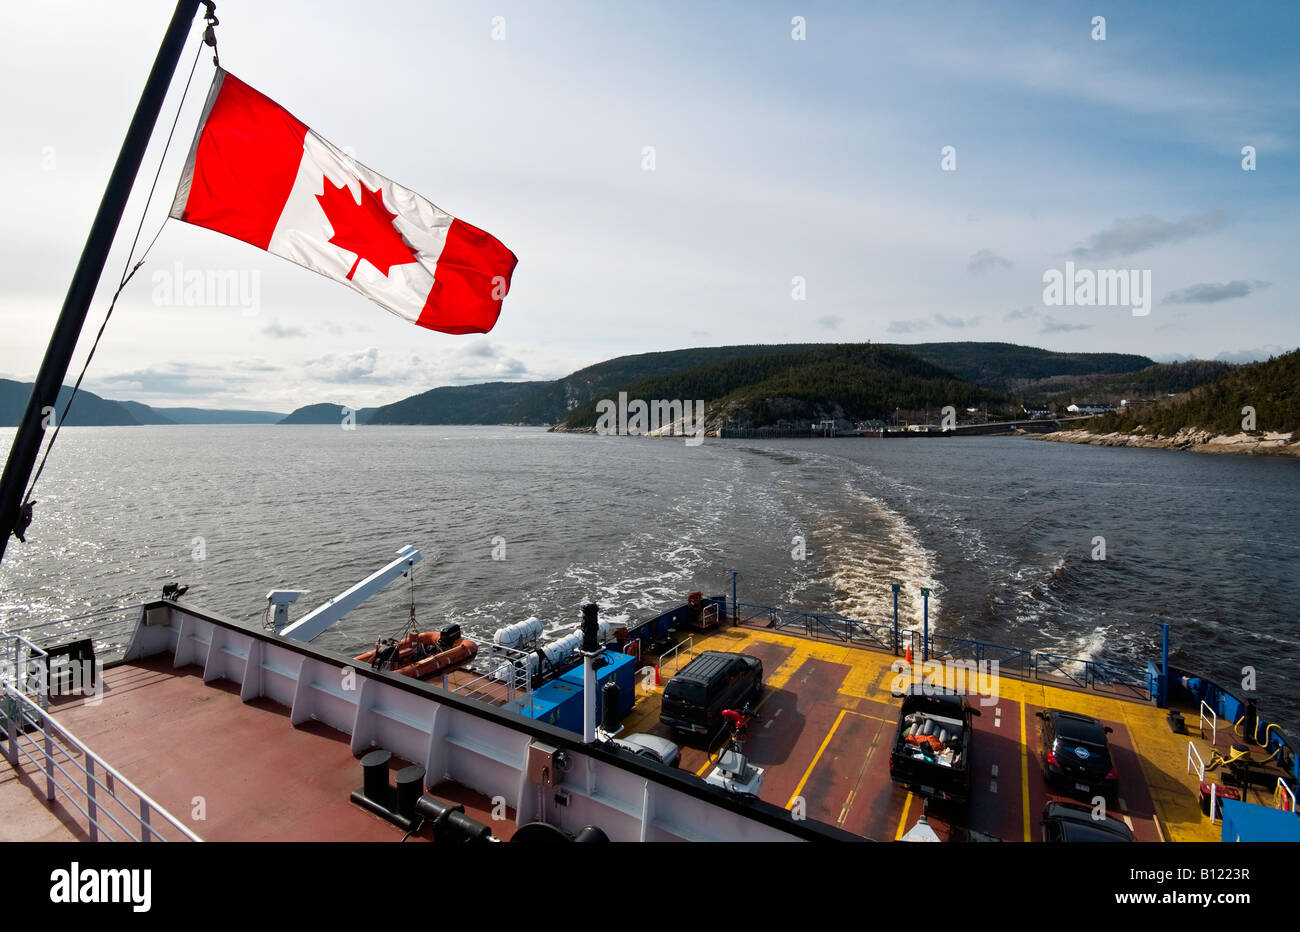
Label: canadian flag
xmin=170 ymin=69 xmax=517 ymax=334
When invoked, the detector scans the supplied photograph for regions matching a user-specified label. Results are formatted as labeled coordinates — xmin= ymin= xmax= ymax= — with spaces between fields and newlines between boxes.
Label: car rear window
xmin=667 ymin=681 xmax=707 ymax=705
xmin=1062 ymin=822 xmax=1129 ymax=842
xmin=1055 ymin=716 xmax=1107 ymax=744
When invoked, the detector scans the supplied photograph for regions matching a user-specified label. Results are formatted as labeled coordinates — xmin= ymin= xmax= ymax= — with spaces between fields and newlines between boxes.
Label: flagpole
xmin=0 ymin=0 xmax=210 ymax=566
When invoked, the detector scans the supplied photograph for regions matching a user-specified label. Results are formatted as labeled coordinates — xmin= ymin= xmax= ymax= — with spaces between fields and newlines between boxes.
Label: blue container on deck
xmin=513 ymin=690 xmax=566 ymax=729
xmin=529 ymin=681 xmax=585 ymax=732
xmin=1221 ymin=799 xmax=1300 ymax=842
xmin=517 ymin=650 xmax=637 ymax=735
xmin=559 ymin=650 xmax=636 ymax=724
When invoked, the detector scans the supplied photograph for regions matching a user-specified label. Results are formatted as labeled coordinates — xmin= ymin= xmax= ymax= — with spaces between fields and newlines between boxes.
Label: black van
xmin=660 ymin=651 xmax=763 ymax=737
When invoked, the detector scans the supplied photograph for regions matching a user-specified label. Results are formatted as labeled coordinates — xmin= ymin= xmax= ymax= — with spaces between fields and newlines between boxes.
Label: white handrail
xmin=1199 ymin=700 xmax=1217 ymax=745
xmin=657 ymin=637 xmax=694 ymax=679
xmin=8 ymin=602 xmax=147 ymax=629
xmin=1 ymin=681 xmax=201 ymax=841
xmin=1 ymin=633 xmax=50 ymax=710
xmin=1276 ymin=778 xmax=1297 ymax=814
xmin=1187 ymin=740 xmax=1205 ymax=781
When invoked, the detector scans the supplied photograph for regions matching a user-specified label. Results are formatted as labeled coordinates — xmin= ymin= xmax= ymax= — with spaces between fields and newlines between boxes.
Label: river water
xmin=1 ymin=425 xmax=1296 ymax=728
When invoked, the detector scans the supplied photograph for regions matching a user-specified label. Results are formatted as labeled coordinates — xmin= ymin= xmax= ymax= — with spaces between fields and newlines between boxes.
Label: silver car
xmin=612 ymin=733 xmax=681 ymax=768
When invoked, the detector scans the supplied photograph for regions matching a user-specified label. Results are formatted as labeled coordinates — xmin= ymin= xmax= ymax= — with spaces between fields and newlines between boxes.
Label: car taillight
xmin=1046 ymin=749 xmax=1057 ymax=766
xmin=1105 ymin=767 xmax=1117 ymax=780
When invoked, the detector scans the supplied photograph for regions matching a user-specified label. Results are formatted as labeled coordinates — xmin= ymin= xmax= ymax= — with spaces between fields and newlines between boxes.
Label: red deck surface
xmin=8 ymin=657 xmax=493 ymax=842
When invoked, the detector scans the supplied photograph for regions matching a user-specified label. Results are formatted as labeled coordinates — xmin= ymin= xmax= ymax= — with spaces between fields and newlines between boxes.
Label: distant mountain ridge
xmin=557 ymin=343 xmax=1008 ymax=430
xmin=0 ymin=379 xmax=138 ymax=427
xmin=280 ymin=403 xmax=380 ymax=425
xmin=280 ymin=341 xmax=1161 ymax=427
xmin=0 ymin=380 xmax=285 ymax=427
xmin=4 ymin=342 xmax=1239 ymax=429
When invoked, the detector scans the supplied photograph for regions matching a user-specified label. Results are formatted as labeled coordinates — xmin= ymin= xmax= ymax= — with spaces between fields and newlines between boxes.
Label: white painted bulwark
xmin=125 ymin=604 xmax=811 ymax=842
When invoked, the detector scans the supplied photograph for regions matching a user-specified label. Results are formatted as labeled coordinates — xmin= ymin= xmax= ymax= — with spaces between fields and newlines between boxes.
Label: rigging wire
xmin=20 ymin=19 xmax=217 ymax=516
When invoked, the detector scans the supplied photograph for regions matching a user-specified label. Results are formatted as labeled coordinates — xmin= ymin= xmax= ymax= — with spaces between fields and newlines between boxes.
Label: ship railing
xmin=1274 ymin=778 xmax=1296 ymax=814
xmin=1187 ymin=740 xmax=1206 ymax=782
xmin=0 ymin=632 xmax=51 ymax=711
xmin=1034 ymin=654 xmax=1151 ymax=701
xmin=1199 ymin=700 xmax=1218 ymax=746
xmin=926 ymin=634 xmax=1033 ymax=680
xmin=0 ymin=680 xmax=201 ymax=842
xmin=452 ymin=642 xmax=535 ymax=705
xmin=734 ymin=602 xmax=896 ymax=654
xmin=1081 ymin=658 xmax=1151 ymax=700
xmin=658 ymin=637 xmax=694 ymax=679
xmin=1187 ymin=742 xmax=1222 ymax=822
xmin=3 ymin=603 xmax=147 ymax=666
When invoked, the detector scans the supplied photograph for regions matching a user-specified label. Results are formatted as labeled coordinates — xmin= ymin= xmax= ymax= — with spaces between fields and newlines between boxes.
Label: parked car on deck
xmin=611 ymin=733 xmax=681 ymax=768
xmin=1041 ymin=800 xmax=1133 ymax=842
xmin=1037 ymin=708 xmax=1118 ymax=803
xmin=659 ymin=651 xmax=763 ymax=738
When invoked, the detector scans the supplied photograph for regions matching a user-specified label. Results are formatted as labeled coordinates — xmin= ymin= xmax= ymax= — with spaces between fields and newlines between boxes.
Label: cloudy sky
xmin=2 ymin=1 xmax=1297 ymax=412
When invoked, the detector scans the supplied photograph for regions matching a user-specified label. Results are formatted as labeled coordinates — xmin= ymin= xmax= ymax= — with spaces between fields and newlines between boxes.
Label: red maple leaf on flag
xmin=315 ymin=177 xmax=419 ymax=280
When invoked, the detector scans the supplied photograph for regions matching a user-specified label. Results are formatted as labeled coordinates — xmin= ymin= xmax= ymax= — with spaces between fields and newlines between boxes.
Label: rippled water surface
xmin=2 ymin=425 xmax=1297 ymax=728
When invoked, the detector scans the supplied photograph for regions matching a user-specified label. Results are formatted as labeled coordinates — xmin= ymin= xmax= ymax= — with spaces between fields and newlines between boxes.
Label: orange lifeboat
xmin=355 ymin=624 xmax=478 ymax=681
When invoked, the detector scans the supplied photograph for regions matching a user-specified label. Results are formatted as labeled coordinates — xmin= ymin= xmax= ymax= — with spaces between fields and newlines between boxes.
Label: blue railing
xmin=734 ymin=602 xmax=898 ymax=654
xmin=1034 ymin=653 xmax=1150 ymax=699
xmin=729 ymin=597 xmax=1152 ymax=701
xmin=927 ymin=633 xmax=1034 ymax=680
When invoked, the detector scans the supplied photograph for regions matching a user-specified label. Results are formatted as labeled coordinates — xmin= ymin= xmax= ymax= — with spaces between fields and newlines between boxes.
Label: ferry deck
xmin=1 ymin=600 xmax=1288 ymax=843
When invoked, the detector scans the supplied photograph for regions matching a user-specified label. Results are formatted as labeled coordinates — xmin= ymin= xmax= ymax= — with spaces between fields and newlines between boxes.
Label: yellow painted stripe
xmin=842 ymin=708 xmax=891 ymax=725
xmin=1019 ymin=699 xmax=1032 ymax=842
xmin=894 ymin=791 xmax=914 ymax=840
xmin=787 ymin=709 xmax=846 ymax=809
xmin=695 ymin=748 xmax=718 ymax=777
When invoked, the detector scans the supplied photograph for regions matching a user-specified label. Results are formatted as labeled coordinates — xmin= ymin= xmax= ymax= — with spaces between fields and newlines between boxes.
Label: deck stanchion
xmin=731 ymin=572 xmax=738 ymax=621
xmin=88 ymin=758 xmax=98 ymax=842
xmin=891 ymin=583 xmax=900 ymax=656
xmin=43 ymin=712 xmax=54 ymax=801
xmin=1158 ymin=622 xmax=1170 ymax=708
xmin=921 ymin=588 xmax=931 ymax=662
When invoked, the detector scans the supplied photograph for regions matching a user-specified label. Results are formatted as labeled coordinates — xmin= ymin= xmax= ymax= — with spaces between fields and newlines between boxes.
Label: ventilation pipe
xmin=580 ymin=602 xmax=600 ymax=744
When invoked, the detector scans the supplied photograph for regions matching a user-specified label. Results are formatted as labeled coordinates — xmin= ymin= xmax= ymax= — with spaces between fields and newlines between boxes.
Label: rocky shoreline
xmin=1039 ymin=426 xmax=1300 ymax=456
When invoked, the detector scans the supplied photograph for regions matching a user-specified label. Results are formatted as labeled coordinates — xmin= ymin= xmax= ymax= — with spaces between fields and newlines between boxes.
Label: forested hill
xmin=365 ymin=381 xmax=552 ymax=425
xmin=1087 ymin=349 xmax=1300 ymax=435
xmin=557 ymin=344 xmax=1006 ymax=430
xmin=891 ymin=342 xmax=1153 ymax=393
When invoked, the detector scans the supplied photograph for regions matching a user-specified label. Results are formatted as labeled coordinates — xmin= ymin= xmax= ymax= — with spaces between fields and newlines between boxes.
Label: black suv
xmin=1041 ymin=801 xmax=1133 ymax=842
xmin=660 ymin=651 xmax=763 ymax=737
xmin=1037 ymin=708 xmax=1118 ymax=803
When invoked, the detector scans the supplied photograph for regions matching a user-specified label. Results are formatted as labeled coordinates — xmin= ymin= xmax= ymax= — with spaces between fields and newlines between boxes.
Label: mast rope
xmin=19 ymin=14 xmax=219 ymax=525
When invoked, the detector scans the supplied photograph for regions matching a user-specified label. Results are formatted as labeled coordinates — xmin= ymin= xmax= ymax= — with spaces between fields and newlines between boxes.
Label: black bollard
xmin=395 ymin=764 xmax=426 ymax=820
xmin=361 ymin=749 xmax=392 ymax=803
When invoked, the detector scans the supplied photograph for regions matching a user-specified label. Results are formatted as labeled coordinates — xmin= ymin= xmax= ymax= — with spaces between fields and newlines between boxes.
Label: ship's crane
xmin=268 ymin=545 xmax=422 ymax=642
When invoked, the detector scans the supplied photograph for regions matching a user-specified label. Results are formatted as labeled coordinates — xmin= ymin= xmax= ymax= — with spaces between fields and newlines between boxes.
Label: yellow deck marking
xmin=1019 ymin=699 xmax=1032 ymax=842
xmin=787 ymin=709 xmax=847 ymax=809
xmin=894 ymin=791 xmax=914 ymax=840
xmin=843 ymin=708 xmax=891 ymax=725
xmin=647 ymin=621 xmax=1226 ymax=841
